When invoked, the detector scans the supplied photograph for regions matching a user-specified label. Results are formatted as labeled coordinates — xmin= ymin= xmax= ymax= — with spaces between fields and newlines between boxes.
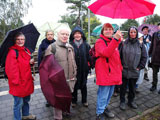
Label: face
xmin=103 ymin=27 xmax=113 ymax=38
xmin=58 ymin=29 xmax=70 ymax=43
xmin=15 ymin=35 xmax=25 ymax=47
xmin=129 ymin=28 xmax=137 ymax=39
xmin=46 ymin=31 xmax=54 ymax=41
xmin=142 ymin=28 xmax=149 ymax=35
xmin=73 ymin=31 xmax=82 ymax=41
xmin=158 ymin=25 xmax=160 ymax=30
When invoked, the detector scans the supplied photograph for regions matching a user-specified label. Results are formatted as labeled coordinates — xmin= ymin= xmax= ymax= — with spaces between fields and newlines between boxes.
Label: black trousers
xmin=120 ymin=77 xmax=137 ymax=103
xmin=72 ymin=84 xmax=87 ymax=104
xmin=152 ymin=65 xmax=160 ymax=87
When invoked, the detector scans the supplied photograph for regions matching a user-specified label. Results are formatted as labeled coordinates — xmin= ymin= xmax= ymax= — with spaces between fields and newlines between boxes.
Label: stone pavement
xmin=0 ymin=69 xmax=160 ymax=120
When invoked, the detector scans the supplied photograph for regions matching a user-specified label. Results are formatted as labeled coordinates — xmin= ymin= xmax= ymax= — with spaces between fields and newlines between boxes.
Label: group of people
xmin=4 ymin=22 xmax=160 ymax=120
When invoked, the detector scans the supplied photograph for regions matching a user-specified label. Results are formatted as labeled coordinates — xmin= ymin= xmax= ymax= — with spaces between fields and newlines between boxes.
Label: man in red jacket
xmin=95 ymin=23 xmax=122 ymax=120
xmin=5 ymin=32 xmax=36 ymax=120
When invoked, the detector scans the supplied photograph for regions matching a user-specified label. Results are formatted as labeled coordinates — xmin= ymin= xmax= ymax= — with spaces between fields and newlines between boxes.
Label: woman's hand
xmin=114 ymin=30 xmax=122 ymax=40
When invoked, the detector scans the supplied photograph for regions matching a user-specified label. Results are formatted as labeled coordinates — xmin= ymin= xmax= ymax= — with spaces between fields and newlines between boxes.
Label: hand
xmin=114 ymin=30 xmax=122 ymax=40
xmin=136 ymin=68 xmax=140 ymax=71
xmin=30 ymin=58 xmax=34 ymax=65
xmin=146 ymin=39 xmax=149 ymax=42
xmin=70 ymin=78 xmax=75 ymax=80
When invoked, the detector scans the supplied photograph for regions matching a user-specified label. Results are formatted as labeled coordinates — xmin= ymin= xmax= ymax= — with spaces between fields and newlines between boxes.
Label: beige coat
xmin=45 ymin=40 xmax=77 ymax=92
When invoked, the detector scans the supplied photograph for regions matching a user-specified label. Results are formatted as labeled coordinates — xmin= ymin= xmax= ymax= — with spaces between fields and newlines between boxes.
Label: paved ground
xmin=0 ymin=69 xmax=160 ymax=120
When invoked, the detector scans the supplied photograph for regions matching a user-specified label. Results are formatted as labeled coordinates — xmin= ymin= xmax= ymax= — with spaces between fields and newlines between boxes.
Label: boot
xmin=104 ymin=108 xmax=115 ymax=118
xmin=22 ymin=114 xmax=36 ymax=120
xmin=150 ymin=86 xmax=157 ymax=91
xmin=128 ymin=102 xmax=137 ymax=109
xmin=119 ymin=102 xmax=126 ymax=110
xmin=96 ymin=113 xmax=105 ymax=120
xmin=144 ymin=73 xmax=149 ymax=81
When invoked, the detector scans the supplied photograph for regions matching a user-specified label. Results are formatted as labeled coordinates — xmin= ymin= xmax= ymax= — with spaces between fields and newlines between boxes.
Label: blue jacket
xmin=38 ymin=38 xmax=55 ymax=67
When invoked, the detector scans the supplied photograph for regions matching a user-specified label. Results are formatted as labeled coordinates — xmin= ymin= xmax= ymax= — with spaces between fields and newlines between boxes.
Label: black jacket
xmin=149 ymin=31 xmax=160 ymax=66
xmin=38 ymin=38 xmax=55 ymax=67
xmin=70 ymin=26 xmax=91 ymax=89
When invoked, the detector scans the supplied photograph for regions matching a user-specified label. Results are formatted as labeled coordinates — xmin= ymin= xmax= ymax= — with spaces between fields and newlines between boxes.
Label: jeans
xmin=13 ymin=95 xmax=30 ymax=120
xmin=96 ymin=85 xmax=115 ymax=115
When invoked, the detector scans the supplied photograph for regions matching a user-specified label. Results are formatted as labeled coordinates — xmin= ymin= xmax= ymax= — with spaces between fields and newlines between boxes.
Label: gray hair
xmin=45 ymin=30 xmax=54 ymax=36
xmin=14 ymin=32 xmax=25 ymax=43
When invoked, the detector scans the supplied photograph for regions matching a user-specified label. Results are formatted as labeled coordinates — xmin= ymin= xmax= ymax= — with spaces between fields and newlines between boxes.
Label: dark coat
xmin=70 ymin=26 xmax=91 ymax=89
xmin=38 ymin=38 xmax=55 ymax=67
xmin=142 ymin=34 xmax=152 ymax=45
xmin=119 ymin=38 xmax=147 ymax=79
xmin=149 ymin=31 xmax=160 ymax=66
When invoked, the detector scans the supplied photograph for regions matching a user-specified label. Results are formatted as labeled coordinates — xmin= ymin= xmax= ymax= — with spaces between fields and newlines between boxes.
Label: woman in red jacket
xmin=5 ymin=32 xmax=36 ymax=120
xmin=95 ymin=23 xmax=122 ymax=120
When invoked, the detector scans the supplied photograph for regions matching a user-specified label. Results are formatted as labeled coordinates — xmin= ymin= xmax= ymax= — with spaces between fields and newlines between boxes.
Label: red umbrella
xmin=88 ymin=0 xmax=156 ymax=19
xmin=39 ymin=54 xmax=72 ymax=113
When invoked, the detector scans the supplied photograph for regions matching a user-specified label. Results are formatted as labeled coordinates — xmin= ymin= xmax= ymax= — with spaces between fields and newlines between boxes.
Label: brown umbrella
xmin=39 ymin=54 xmax=72 ymax=112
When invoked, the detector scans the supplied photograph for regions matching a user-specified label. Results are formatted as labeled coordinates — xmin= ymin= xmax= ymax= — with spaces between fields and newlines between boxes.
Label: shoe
xmin=128 ymin=102 xmax=138 ymax=109
xmin=71 ymin=103 xmax=76 ymax=108
xmin=104 ymin=108 xmax=115 ymax=118
xmin=144 ymin=73 xmax=149 ymax=81
xmin=22 ymin=114 xmax=36 ymax=120
xmin=83 ymin=102 xmax=88 ymax=107
xmin=46 ymin=102 xmax=51 ymax=107
xmin=135 ymin=88 xmax=140 ymax=94
xmin=158 ymin=90 xmax=160 ymax=94
xmin=119 ymin=102 xmax=126 ymax=110
xmin=150 ymin=86 xmax=157 ymax=91
xmin=96 ymin=114 xmax=105 ymax=120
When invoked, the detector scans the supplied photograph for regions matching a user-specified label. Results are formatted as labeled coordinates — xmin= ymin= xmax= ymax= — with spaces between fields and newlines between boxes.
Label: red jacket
xmin=95 ymin=34 xmax=122 ymax=86
xmin=5 ymin=44 xmax=34 ymax=97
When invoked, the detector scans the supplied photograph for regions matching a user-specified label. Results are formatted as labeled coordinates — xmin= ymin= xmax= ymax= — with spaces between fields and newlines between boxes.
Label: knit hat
xmin=101 ymin=23 xmax=113 ymax=34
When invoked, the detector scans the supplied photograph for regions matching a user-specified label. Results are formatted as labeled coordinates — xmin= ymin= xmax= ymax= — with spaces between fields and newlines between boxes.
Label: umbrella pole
xmin=33 ymin=65 xmax=36 ymax=76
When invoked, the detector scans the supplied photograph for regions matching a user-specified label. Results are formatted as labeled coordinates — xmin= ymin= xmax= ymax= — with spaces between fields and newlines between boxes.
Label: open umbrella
xmin=39 ymin=54 xmax=72 ymax=112
xmin=88 ymin=0 xmax=156 ymax=19
xmin=37 ymin=22 xmax=71 ymax=48
xmin=138 ymin=24 xmax=158 ymax=36
xmin=0 ymin=23 xmax=40 ymax=67
xmin=91 ymin=24 xmax=119 ymax=36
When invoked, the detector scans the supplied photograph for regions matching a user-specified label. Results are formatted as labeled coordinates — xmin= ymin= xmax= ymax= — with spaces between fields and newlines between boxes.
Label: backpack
xmin=3 ymin=49 xmax=19 ymax=80
xmin=89 ymin=37 xmax=109 ymax=69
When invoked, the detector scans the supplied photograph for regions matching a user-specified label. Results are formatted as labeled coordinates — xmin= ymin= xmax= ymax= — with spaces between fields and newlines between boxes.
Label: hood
xmin=69 ymin=26 xmax=86 ymax=42
xmin=9 ymin=44 xmax=25 ymax=51
xmin=128 ymin=26 xmax=138 ymax=40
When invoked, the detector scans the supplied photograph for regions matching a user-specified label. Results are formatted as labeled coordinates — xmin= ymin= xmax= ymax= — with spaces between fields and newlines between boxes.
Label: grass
xmin=138 ymin=107 xmax=160 ymax=120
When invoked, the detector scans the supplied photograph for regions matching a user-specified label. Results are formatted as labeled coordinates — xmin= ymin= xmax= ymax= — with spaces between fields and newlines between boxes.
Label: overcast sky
xmin=22 ymin=0 xmax=160 ymax=27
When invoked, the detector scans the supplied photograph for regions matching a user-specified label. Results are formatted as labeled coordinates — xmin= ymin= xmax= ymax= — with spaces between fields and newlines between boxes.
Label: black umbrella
xmin=0 ymin=23 xmax=40 ymax=67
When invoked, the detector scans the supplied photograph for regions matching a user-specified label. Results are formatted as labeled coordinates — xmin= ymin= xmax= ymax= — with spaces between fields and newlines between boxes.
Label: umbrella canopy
xmin=91 ymin=24 xmax=119 ymax=36
xmin=88 ymin=0 xmax=156 ymax=19
xmin=0 ymin=23 xmax=40 ymax=67
xmin=37 ymin=22 xmax=71 ymax=48
xmin=138 ymin=24 xmax=158 ymax=36
xmin=39 ymin=54 xmax=72 ymax=112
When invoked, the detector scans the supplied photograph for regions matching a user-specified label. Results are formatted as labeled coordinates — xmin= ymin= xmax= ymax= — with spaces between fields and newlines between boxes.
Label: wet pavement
xmin=0 ymin=69 xmax=160 ymax=120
